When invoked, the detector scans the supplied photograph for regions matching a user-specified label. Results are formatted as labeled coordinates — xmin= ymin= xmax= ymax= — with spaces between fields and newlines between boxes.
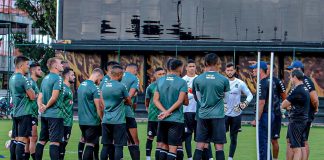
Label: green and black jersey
xmin=193 ymin=71 xmax=230 ymax=119
xmin=63 ymin=83 xmax=73 ymax=127
xmin=9 ymin=73 xmax=33 ymax=117
xmin=156 ymin=74 xmax=188 ymax=123
xmin=121 ymin=72 xmax=139 ymax=118
xmin=102 ymin=80 xmax=129 ymax=124
xmin=145 ymin=82 xmax=160 ymax=121
xmin=77 ymin=80 xmax=101 ymax=126
xmin=40 ymin=73 xmax=65 ymax=118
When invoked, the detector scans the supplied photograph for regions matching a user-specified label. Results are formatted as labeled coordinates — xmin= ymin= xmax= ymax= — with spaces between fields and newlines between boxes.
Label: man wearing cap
xmin=266 ymin=63 xmax=287 ymax=160
xmin=281 ymin=69 xmax=310 ymax=160
xmin=286 ymin=61 xmax=319 ymax=160
xmin=250 ymin=61 xmax=274 ymax=160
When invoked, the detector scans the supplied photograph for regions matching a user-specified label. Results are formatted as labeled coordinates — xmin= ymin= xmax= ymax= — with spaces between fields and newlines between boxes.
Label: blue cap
xmin=249 ymin=61 xmax=268 ymax=70
xmin=287 ymin=61 xmax=304 ymax=70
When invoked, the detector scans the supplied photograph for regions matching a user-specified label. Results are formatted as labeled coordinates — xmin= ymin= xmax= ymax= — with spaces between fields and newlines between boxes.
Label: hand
xmin=146 ymin=107 xmax=148 ymax=112
xmin=224 ymin=104 xmax=228 ymax=112
xmin=251 ymin=120 xmax=256 ymax=127
xmin=39 ymin=104 xmax=47 ymax=113
xmin=158 ymin=110 xmax=171 ymax=120
xmin=315 ymin=108 xmax=319 ymax=114
xmin=287 ymin=105 xmax=292 ymax=110
xmin=239 ymin=101 xmax=248 ymax=110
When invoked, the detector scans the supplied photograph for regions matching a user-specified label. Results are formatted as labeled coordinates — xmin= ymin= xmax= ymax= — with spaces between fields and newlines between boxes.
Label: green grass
xmin=0 ymin=120 xmax=324 ymax=159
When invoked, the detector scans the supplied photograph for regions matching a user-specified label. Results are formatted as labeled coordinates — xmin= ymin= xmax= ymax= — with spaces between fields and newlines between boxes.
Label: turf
xmin=0 ymin=120 xmax=324 ymax=160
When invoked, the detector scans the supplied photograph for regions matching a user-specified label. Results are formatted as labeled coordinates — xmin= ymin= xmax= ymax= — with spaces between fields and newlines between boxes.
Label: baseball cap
xmin=249 ymin=61 xmax=268 ymax=70
xmin=287 ymin=61 xmax=304 ymax=70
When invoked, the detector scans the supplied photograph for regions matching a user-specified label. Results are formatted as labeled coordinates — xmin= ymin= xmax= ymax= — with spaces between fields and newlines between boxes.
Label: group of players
xmin=8 ymin=52 xmax=319 ymax=160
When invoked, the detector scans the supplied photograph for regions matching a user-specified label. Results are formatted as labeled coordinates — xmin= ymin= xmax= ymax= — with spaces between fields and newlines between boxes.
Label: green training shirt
xmin=99 ymin=75 xmax=110 ymax=90
xmin=77 ymin=80 xmax=101 ymax=126
xmin=193 ymin=71 xmax=230 ymax=119
xmin=9 ymin=73 xmax=33 ymax=117
xmin=121 ymin=72 xmax=139 ymax=118
xmin=63 ymin=83 xmax=73 ymax=127
xmin=145 ymin=82 xmax=160 ymax=121
xmin=40 ymin=73 xmax=64 ymax=118
xmin=26 ymin=77 xmax=39 ymax=118
xmin=102 ymin=80 xmax=129 ymax=124
xmin=156 ymin=74 xmax=188 ymax=123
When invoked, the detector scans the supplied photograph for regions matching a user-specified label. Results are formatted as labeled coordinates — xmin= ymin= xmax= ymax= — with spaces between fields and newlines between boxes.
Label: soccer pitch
xmin=0 ymin=120 xmax=324 ymax=160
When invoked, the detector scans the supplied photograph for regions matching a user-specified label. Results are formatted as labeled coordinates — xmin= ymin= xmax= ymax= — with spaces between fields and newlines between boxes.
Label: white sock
xmin=146 ymin=156 xmax=151 ymax=160
xmin=228 ymin=157 xmax=233 ymax=160
xmin=188 ymin=158 xmax=193 ymax=160
xmin=209 ymin=158 xmax=214 ymax=160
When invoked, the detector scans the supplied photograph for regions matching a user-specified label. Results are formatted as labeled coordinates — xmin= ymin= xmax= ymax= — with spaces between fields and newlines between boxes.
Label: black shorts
xmin=184 ymin=112 xmax=197 ymax=134
xmin=79 ymin=125 xmax=101 ymax=144
xmin=12 ymin=115 xmax=32 ymax=138
xmin=287 ymin=122 xmax=307 ymax=148
xmin=157 ymin=121 xmax=184 ymax=146
xmin=31 ymin=117 xmax=38 ymax=126
xmin=147 ymin=121 xmax=158 ymax=137
xmin=101 ymin=123 xmax=127 ymax=146
xmin=126 ymin=117 xmax=137 ymax=129
xmin=272 ymin=114 xmax=282 ymax=139
xmin=225 ymin=115 xmax=241 ymax=134
xmin=196 ymin=118 xmax=227 ymax=144
xmin=39 ymin=117 xmax=64 ymax=142
xmin=63 ymin=126 xmax=72 ymax=142
xmin=303 ymin=121 xmax=312 ymax=141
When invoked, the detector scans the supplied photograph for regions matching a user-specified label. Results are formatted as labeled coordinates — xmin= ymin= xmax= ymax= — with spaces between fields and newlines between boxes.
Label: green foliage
xmin=15 ymin=0 xmax=56 ymax=38
xmin=13 ymin=33 xmax=55 ymax=74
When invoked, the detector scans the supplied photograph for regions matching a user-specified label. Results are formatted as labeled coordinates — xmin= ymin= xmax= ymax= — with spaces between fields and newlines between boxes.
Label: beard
xmin=68 ymin=80 xmax=75 ymax=84
xmin=36 ymin=74 xmax=42 ymax=78
xmin=226 ymin=74 xmax=234 ymax=78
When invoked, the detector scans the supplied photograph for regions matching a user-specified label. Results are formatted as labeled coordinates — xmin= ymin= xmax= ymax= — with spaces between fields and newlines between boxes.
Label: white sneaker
xmin=228 ymin=157 xmax=233 ymax=160
xmin=146 ymin=156 xmax=151 ymax=160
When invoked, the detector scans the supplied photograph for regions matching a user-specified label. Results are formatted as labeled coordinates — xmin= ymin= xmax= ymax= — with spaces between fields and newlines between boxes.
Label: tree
xmin=15 ymin=0 xmax=56 ymax=39
xmin=14 ymin=33 xmax=55 ymax=74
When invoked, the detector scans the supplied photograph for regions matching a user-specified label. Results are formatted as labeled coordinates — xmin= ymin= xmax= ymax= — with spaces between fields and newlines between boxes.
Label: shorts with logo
xmin=63 ymin=126 xmax=72 ymax=142
xmin=184 ymin=112 xmax=197 ymax=134
xmin=272 ymin=114 xmax=282 ymax=139
xmin=31 ymin=117 xmax=38 ymax=126
xmin=147 ymin=121 xmax=158 ymax=137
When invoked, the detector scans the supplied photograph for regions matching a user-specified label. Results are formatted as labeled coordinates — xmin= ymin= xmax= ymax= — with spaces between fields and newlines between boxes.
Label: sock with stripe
xmin=146 ymin=139 xmax=153 ymax=158
xmin=159 ymin=149 xmax=168 ymax=160
xmin=167 ymin=152 xmax=177 ymax=160
xmin=10 ymin=140 xmax=17 ymax=160
xmin=15 ymin=141 xmax=26 ymax=160
xmin=176 ymin=148 xmax=184 ymax=160
xmin=78 ymin=142 xmax=85 ymax=160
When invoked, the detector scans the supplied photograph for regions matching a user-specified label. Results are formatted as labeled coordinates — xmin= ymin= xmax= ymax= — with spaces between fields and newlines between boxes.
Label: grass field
xmin=0 ymin=120 xmax=324 ymax=160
